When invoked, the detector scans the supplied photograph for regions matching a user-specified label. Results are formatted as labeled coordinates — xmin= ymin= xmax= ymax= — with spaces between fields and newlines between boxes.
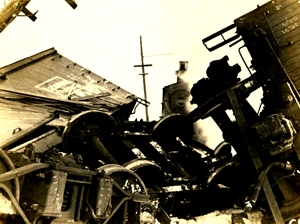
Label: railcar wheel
xmin=62 ymin=110 xmax=119 ymax=167
xmin=123 ymin=159 xmax=166 ymax=188
xmin=152 ymin=114 xmax=194 ymax=148
xmin=96 ymin=164 xmax=156 ymax=224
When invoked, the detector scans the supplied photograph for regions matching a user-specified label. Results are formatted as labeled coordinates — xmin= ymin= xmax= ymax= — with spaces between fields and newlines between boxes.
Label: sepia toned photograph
xmin=0 ymin=0 xmax=299 ymax=223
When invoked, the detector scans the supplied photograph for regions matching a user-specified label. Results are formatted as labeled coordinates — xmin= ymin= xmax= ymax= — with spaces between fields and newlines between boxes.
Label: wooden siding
xmin=0 ymin=48 xmax=138 ymax=147
xmin=234 ymin=0 xmax=300 ymax=84
xmin=0 ymin=48 xmax=136 ymax=108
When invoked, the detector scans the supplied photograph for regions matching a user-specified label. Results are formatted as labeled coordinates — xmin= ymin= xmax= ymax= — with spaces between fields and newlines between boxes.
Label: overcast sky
xmin=0 ymin=0 xmax=269 ymax=148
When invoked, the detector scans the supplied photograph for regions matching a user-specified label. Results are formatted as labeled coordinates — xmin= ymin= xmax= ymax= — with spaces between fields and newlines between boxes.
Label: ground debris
xmin=170 ymin=209 xmax=263 ymax=224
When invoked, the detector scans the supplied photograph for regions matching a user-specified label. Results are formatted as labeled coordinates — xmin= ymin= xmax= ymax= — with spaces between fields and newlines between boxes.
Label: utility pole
xmin=134 ymin=35 xmax=152 ymax=121
xmin=0 ymin=0 xmax=32 ymax=33
xmin=0 ymin=0 xmax=77 ymax=33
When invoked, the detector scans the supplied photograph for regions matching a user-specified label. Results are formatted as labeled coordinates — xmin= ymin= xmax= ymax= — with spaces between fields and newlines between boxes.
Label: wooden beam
xmin=65 ymin=0 xmax=77 ymax=9
xmin=21 ymin=7 xmax=37 ymax=22
xmin=0 ymin=0 xmax=32 ymax=33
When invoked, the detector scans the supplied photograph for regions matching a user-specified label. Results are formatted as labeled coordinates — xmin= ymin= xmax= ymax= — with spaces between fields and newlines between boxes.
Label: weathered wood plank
xmin=0 ymin=0 xmax=32 ymax=33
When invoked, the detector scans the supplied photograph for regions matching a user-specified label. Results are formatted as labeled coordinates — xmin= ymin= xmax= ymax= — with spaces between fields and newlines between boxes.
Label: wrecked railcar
xmin=0 ymin=48 xmax=158 ymax=223
xmin=193 ymin=0 xmax=300 ymax=223
xmin=3 ymin=0 xmax=300 ymax=223
xmin=0 ymin=47 xmax=216 ymax=224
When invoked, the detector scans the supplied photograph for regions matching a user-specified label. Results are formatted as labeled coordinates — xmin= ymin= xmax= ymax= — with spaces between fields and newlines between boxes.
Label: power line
xmin=144 ymin=52 xmax=176 ymax=57
xmin=107 ymin=0 xmax=135 ymax=47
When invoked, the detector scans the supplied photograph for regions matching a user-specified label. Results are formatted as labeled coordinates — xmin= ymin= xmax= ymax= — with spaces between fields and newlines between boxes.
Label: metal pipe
xmin=0 ymin=148 xmax=20 ymax=201
xmin=66 ymin=179 xmax=91 ymax=185
xmin=0 ymin=163 xmax=49 ymax=183
xmin=122 ymin=201 xmax=128 ymax=224
xmin=75 ymin=183 xmax=86 ymax=221
xmin=89 ymin=136 xmax=119 ymax=164
xmin=103 ymin=197 xmax=131 ymax=224
xmin=97 ymin=164 xmax=148 ymax=195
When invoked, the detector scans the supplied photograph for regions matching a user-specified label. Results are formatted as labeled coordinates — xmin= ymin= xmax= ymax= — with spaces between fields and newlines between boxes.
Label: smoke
xmin=176 ymin=61 xmax=223 ymax=149
xmin=192 ymin=120 xmax=208 ymax=144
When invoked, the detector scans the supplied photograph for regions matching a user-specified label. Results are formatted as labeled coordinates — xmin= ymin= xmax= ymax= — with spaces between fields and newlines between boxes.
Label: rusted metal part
xmin=187 ymin=72 xmax=264 ymax=124
xmin=191 ymin=55 xmax=241 ymax=107
xmin=9 ymin=129 xmax=62 ymax=153
xmin=86 ymin=175 xmax=113 ymax=220
xmin=46 ymin=161 xmax=151 ymax=223
xmin=20 ymin=170 xmax=67 ymax=221
xmin=202 ymin=24 xmax=240 ymax=52
xmin=95 ymin=177 xmax=113 ymax=218
xmin=253 ymin=113 xmax=296 ymax=155
xmin=284 ymin=82 xmax=300 ymax=162
xmin=227 ymin=88 xmax=284 ymax=224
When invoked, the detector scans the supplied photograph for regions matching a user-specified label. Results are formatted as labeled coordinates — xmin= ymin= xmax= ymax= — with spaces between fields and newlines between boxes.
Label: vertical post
xmin=134 ymin=35 xmax=152 ymax=121
xmin=226 ymin=88 xmax=284 ymax=224
xmin=140 ymin=36 xmax=149 ymax=121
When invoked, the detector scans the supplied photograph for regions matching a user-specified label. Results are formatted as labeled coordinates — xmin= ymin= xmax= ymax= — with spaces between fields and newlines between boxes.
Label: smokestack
xmin=176 ymin=61 xmax=188 ymax=82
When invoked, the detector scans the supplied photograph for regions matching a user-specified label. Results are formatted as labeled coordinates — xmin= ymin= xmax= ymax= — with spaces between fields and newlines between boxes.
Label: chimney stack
xmin=176 ymin=61 xmax=188 ymax=82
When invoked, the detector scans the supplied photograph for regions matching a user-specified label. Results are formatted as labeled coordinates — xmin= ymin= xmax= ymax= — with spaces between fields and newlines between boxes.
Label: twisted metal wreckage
xmin=1 ymin=0 xmax=300 ymax=223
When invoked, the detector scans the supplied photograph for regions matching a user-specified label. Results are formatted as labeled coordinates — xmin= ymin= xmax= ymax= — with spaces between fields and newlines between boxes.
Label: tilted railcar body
xmin=0 ymin=48 xmax=160 ymax=224
xmin=195 ymin=0 xmax=300 ymax=223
